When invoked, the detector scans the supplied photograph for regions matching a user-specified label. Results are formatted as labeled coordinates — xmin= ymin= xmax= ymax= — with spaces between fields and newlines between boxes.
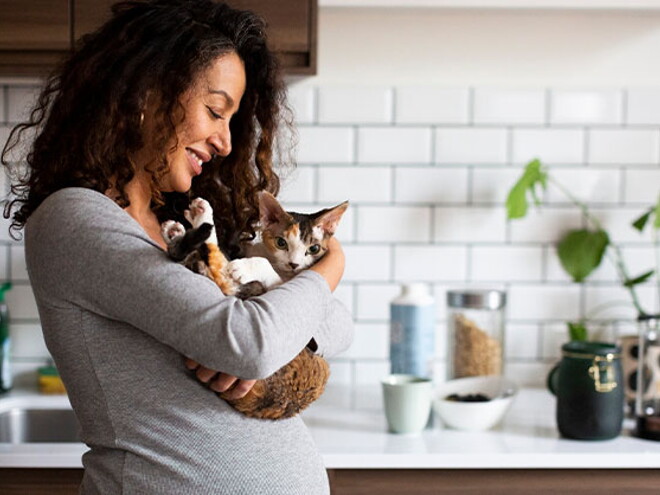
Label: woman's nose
xmin=208 ymin=129 xmax=231 ymax=157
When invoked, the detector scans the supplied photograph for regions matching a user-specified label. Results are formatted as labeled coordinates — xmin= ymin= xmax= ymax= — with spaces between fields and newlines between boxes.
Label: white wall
xmin=3 ymin=7 xmax=660 ymax=397
xmin=278 ymin=7 xmax=660 ymax=394
xmin=290 ymin=8 xmax=660 ymax=85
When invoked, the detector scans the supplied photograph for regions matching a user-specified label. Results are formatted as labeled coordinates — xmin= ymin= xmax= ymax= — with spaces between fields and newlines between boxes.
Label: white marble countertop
xmin=2 ymin=386 xmax=660 ymax=469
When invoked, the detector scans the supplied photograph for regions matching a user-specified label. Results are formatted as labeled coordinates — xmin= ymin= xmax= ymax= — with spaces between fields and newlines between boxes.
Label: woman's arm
xmin=25 ymin=188 xmax=335 ymax=381
xmin=184 ymin=239 xmax=352 ymax=396
xmin=310 ymin=297 xmax=354 ymax=358
xmin=309 ymin=237 xmax=345 ymax=292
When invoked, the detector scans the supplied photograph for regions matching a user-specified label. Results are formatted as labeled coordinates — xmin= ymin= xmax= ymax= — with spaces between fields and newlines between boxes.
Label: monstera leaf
xmin=557 ymin=229 xmax=610 ymax=283
xmin=506 ymin=159 xmax=548 ymax=219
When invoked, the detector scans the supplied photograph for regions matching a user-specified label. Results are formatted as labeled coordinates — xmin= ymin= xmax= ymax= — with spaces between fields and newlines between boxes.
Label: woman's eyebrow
xmin=208 ymin=88 xmax=234 ymax=108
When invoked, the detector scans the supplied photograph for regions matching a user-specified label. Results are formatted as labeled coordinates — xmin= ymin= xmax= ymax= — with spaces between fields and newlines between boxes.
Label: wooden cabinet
xmin=0 ymin=0 xmax=70 ymax=76
xmin=328 ymin=469 xmax=660 ymax=494
xmin=0 ymin=468 xmax=83 ymax=495
xmin=2 ymin=468 xmax=660 ymax=494
xmin=229 ymin=0 xmax=317 ymax=74
xmin=0 ymin=0 xmax=317 ymax=77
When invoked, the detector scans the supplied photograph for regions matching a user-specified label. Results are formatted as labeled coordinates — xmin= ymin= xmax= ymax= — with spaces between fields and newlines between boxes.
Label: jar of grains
xmin=446 ymin=289 xmax=507 ymax=380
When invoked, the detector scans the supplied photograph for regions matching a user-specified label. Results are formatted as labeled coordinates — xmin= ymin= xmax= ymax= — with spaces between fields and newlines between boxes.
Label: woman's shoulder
xmin=41 ymin=187 xmax=117 ymax=211
xmin=30 ymin=187 xmax=122 ymax=224
xmin=26 ymin=187 xmax=137 ymax=245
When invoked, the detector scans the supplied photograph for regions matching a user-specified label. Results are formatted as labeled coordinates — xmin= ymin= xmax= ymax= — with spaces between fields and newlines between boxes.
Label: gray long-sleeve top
xmin=24 ymin=187 xmax=354 ymax=494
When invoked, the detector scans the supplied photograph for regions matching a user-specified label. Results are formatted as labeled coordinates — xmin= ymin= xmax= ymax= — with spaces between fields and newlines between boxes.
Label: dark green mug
xmin=547 ymin=341 xmax=623 ymax=440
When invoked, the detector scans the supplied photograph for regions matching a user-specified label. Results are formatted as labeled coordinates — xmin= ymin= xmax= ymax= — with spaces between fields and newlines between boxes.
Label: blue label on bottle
xmin=390 ymin=304 xmax=435 ymax=378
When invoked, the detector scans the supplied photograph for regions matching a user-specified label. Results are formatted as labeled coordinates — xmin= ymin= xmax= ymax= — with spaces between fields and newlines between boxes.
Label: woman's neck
xmin=122 ymin=176 xmax=153 ymax=223
xmin=109 ymin=173 xmax=168 ymax=250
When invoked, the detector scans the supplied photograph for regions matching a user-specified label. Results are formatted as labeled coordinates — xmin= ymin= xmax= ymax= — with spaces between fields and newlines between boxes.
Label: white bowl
xmin=433 ymin=376 xmax=518 ymax=431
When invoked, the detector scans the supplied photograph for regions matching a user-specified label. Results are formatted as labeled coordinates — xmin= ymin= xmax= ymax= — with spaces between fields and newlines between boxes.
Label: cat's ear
xmin=258 ymin=191 xmax=291 ymax=229
xmin=315 ymin=201 xmax=349 ymax=236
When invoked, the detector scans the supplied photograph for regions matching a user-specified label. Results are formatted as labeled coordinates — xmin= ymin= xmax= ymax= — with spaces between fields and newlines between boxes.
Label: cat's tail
xmin=221 ymin=349 xmax=330 ymax=420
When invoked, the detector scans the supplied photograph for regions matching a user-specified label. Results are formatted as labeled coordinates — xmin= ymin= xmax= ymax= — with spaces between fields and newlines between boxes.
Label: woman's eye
xmin=275 ymin=237 xmax=288 ymax=249
xmin=207 ymin=106 xmax=224 ymax=120
xmin=308 ymin=244 xmax=321 ymax=255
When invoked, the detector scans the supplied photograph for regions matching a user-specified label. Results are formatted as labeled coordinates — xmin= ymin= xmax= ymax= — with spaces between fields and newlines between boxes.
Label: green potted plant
xmin=505 ymin=158 xmax=660 ymax=340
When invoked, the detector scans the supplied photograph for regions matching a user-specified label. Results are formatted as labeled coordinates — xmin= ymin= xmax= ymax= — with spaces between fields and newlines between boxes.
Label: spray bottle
xmin=0 ymin=282 xmax=12 ymax=393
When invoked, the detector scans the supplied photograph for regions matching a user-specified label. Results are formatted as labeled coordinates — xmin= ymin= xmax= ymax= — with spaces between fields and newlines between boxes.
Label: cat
xmin=161 ymin=192 xmax=348 ymax=419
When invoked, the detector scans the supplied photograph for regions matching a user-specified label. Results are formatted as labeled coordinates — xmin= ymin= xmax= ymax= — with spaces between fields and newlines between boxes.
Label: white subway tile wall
xmin=472 ymin=88 xmax=546 ymax=125
xmin=511 ymin=128 xmax=585 ymax=166
xmin=395 ymin=87 xmax=469 ymax=125
xmin=434 ymin=127 xmax=508 ymax=165
xmin=588 ymin=129 xmax=660 ymax=166
xmin=549 ymin=89 xmax=623 ymax=125
xmin=2 ymin=83 xmax=659 ymax=391
xmin=6 ymin=86 xmax=40 ymax=123
xmin=625 ymin=170 xmax=660 ymax=204
xmin=358 ymin=127 xmax=432 ymax=164
xmin=626 ymin=88 xmax=660 ymax=125
xmin=296 ymin=126 xmax=354 ymax=163
xmin=318 ymin=87 xmax=394 ymax=124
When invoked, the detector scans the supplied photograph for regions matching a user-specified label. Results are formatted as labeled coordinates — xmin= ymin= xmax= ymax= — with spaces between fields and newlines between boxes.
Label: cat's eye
xmin=307 ymin=244 xmax=321 ymax=255
xmin=275 ymin=237 xmax=288 ymax=250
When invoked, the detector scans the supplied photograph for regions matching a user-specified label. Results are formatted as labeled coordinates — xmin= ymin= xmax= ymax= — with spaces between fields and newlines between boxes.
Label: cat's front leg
xmin=185 ymin=198 xmax=218 ymax=246
xmin=227 ymin=257 xmax=283 ymax=290
xmin=161 ymin=220 xmax=186 ymax=245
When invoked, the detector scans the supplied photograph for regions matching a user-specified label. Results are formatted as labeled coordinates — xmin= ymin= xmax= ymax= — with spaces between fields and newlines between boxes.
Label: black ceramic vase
xmin=548 ymin=341 xmax=624 ymax=441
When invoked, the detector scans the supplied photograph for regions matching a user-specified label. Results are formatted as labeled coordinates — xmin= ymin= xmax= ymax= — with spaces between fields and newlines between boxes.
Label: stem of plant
xmin=548 ymin=176 xmax=647 ymax=316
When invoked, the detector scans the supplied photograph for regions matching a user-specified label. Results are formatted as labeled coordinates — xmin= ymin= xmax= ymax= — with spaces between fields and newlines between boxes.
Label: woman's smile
xmin=186 ymin=148 xmax=210 ymax=176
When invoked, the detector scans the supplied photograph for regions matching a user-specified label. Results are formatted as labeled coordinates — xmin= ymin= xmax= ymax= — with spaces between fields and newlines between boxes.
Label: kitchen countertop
xmin=2 ymin=385 xmax=660 ymax=470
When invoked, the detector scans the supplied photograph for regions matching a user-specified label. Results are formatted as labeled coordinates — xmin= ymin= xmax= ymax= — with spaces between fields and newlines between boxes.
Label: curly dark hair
xmin=2 ymin=0 xmax=293 ymax=255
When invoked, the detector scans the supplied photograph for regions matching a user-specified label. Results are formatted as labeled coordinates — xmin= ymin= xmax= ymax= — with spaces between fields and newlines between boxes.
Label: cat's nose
xmin=289 ymin=262 xmax=299 ymax=270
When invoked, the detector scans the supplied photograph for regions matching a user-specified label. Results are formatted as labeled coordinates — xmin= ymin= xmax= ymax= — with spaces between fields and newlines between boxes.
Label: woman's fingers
xmin=195 ymin=366 xmax=218 ymax=383
xmin=221 ymin=379 xmax=257 ymax=400
xmin=209 ymin=373 xmax=239 ymax=393
xmin=184 ymin=359 xmax=256 ymax=399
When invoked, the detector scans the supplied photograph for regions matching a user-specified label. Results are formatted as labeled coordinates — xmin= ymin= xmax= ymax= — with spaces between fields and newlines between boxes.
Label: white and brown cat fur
xmin=161 ymin=192 xmax=348 ymax=419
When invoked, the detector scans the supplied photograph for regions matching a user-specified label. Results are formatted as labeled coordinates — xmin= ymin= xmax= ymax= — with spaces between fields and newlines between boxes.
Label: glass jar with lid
xmin=635 ymin=314 xmax=660 ymax=441
xmin=446 ymin=289 xmax=506 ymax=380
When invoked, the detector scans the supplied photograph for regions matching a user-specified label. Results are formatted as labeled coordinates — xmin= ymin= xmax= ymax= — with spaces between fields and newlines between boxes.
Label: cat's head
xmin=257 ymin=191 xmax=348 ymax=277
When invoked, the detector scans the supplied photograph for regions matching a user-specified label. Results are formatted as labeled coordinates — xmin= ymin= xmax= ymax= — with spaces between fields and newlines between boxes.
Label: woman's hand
xmin=310 ymin=237 xmax=345 ymax=292
xmin=185 ymin=358 xmax=256 ymax=399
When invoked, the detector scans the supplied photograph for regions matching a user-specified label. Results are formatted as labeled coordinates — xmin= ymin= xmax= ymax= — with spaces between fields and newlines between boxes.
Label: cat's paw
xmin=161 ymin=220 xmax=186 ymax=244
xmin=185 ymin=198 xmax=214 ymax=228
xmin=227 ymin=257 xmax=283 ymax=289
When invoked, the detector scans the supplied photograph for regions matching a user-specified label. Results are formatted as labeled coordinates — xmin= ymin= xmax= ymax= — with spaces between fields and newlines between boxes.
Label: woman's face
xmin=161 ymin=52 xmax=246 ymax=193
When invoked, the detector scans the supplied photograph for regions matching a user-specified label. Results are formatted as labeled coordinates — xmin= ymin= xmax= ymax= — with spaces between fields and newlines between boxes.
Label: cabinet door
xmin=230 ymin=0 xmax=316 ymax=73
xmin=0 ymin=0 xmax=70 ymax=76
xmin=73 ymin=0 xmax=316 ymax=74
xmin=71 ymin=0 xmax=114 ymax=43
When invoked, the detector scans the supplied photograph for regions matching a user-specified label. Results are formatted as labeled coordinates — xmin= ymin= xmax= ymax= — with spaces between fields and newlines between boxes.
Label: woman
xmin=2 ymin=1 xmax=353 ymax=493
